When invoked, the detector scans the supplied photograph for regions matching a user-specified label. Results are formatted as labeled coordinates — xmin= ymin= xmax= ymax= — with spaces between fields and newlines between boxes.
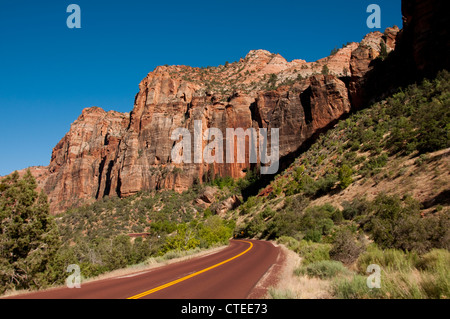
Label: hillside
xmin=232 ymin=71 xmax=449 ymax=299
xmin=235 ymin=71 xmax=450 ymax=240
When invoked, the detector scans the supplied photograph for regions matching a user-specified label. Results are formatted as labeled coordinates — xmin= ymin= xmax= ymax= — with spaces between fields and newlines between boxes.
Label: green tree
xmin=198 ymin=216 xmax=234 ymax=247
xmin=0 ymin=171 xmax=61 ymax=294
xmin=161 ymin=223 xmax=200 ymax=253
xmin=268 ymin=73 xmax=278 ymax=90
xmin=379 ymin=41 xmax=388 ymax=60
xmin=338 ymin=164 xmax=353 ymax=189
xmin=322 ymin=65 xmax=330 ymax=75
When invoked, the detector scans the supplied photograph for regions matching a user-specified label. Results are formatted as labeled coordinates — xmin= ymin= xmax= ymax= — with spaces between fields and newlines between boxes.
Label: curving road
xmin=7 ymin=240 xmax=280 ymax=299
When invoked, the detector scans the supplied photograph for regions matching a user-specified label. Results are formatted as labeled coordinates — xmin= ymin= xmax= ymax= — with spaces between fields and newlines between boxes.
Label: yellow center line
xmin=126 ymin=240 xmax=253 ymax=299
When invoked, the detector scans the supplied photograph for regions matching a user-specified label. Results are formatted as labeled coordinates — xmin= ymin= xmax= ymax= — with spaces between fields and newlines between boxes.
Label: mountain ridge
xmin=13 ymin=28 xmax=399 ymax=214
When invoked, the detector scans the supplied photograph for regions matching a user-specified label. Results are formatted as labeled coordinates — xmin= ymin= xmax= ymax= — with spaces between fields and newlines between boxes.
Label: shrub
xmin=297 ymin=241 xmax=331 ymax=265
xmin=245 ymin=214 xmax=265 ymax=238
xmin=299 ymin=204 xmax=336 ymax=239
xmin=362 ymin=153 xmax=388 ymax=176
xmin=314 ymin=174 xmax=338 ymax=196
xmin=267 ymin=73 xmax=278 ymax=90
xmin=342 ymin=198 xmax=369 ymax=220
xmin=422 ymin=208 xmax=450 ymax=250
xmin=304 ymin=229 xmax=323 ymax=243
xmin=364 ymin=194 xmax=448 ymax=253
xmin=298 ymin=174 xmax=317 ymax=196
xmin=330 ymin=229 xmax=363 ymax=265
xmin=296 ymin=260 xmax=350 ymax=279
xmin=198 ymin=216 xmax=234 ymax=247
xmin=264 ymin=196 xmax=309 ymax=239
xmin=338 ymin=164 xmax=353 ymax=189
xmin=277 ymin=236 xmax=301 ymax=251
xmin=379 ymin=41 xmax=388 ymax=60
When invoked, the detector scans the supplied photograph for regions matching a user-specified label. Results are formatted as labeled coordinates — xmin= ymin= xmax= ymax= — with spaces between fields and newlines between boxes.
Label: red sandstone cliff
xmin=6 ymin=0 xmax=448 ymax=215
xmin=22 ymin=28 xmax=399 ymax=214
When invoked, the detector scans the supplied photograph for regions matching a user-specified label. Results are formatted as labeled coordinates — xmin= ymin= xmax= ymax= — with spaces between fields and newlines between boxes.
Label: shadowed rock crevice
xmin=300 ymin=87 xmax=313 ymax=124
xmin=95 ymin=157 xmax=107 ymax=199
xmin=103 ymin=161 xmax=114 ymax=197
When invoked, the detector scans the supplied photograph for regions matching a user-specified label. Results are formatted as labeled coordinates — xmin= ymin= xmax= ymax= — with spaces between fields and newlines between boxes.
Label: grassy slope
xmin=232 ymin=70 xmax=449 ymax=239
xmin=229 ymin=71 xmax=449 ymax=299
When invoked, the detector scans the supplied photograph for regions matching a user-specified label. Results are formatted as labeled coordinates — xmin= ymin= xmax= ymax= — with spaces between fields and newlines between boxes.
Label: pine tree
xmin=0 ymin=170 xmax=61 ymax=294
xmin=322 ymin=65 xmax=330 ymax=76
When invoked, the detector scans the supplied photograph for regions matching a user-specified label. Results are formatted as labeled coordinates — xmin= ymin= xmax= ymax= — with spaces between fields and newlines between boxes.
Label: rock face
xmin=14 ymin=29 xmax=401 ymax=214
xmin=43 ymin=108 xmax=130 ymax=209
xmin=400 ymin=0 xmax=450 ymax=78
xmin=350 ymin=0 xmax=449 ymax=109
xmin=348 ymin=27 xmax=400 ymax=109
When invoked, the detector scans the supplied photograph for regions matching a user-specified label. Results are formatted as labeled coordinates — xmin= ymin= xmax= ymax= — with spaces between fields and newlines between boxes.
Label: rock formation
xmin=400 ymin=0 xmax=450 ymax=78
xmin=10 ymin=29 xmax=401 ymax=214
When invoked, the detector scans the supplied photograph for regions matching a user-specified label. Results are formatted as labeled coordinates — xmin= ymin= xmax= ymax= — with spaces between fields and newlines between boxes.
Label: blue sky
xmin=0 ymin=0 xmax=402 ymax=176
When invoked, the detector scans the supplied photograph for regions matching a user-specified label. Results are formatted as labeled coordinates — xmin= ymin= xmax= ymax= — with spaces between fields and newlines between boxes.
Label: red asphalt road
xmin=6 ymin=240 xmax=279 ymax=299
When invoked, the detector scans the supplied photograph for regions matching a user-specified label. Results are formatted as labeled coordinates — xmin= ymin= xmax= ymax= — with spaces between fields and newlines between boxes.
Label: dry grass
xmin=267 ymin=245 xmax=332 ymax=299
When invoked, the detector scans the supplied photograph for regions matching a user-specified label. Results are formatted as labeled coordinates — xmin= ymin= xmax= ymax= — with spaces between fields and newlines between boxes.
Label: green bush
xmin=342 ymin=198 xmax=369 ymax=220
xmin=277 ymin=236 xmax=301 ymax=251
xmin=297 ymin=241 xmax=331 ymax=265
xmin=197 ymin=216 xmax=234 ymax=247
xmin=303 ymin=229 xmax=323 ymax=243
xmin=264 ymin=196 xmax=309 ymax=239
xmin=298 ymin=205 xmax=336 ymax=240
xmin=296 ymin=260 xmax=350 ymax=279
xmin=338 ymin=164 xmax=353 ymax=189
xmin=362 ymin=153 xmax=388 ymax=176
xmin=364 ymin=194 xmax=448 ymax=253
xmin=314 ymin=174 xmax=338 ymax=196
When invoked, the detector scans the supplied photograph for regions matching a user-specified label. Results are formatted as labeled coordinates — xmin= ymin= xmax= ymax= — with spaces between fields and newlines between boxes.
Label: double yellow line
xmin=127 ymin=240 xmax=253 ymax=299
